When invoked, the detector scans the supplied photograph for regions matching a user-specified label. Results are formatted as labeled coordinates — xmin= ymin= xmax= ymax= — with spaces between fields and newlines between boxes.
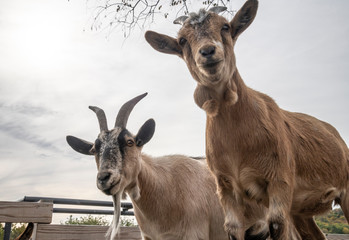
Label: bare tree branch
xmin=87 ymin=0 xmax=235 ymax=38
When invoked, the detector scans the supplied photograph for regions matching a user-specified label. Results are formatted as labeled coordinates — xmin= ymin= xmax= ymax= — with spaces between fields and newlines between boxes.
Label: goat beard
xmin=106 ymin=193 xmax=121 ymax=240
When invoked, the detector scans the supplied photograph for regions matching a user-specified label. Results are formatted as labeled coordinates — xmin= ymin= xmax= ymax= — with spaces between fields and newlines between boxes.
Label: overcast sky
xmin=0 ymin=0 xmax=348 ymax=217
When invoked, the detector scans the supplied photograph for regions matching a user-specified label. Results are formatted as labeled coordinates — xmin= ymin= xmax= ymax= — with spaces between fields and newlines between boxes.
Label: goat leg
xmin=216 ymin=176 xmax=246 ymax=240
xmin=267 ymin=180 xmax=300 ymax=240
xmin=292 ymin=215 xmax=326 ymax=240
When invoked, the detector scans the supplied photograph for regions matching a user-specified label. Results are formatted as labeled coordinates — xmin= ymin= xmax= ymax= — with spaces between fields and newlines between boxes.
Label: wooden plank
xmin=0 ymin=201 xmax=52 ymax=223
xmin=327 ymin=234 xmax=349 ymax=240
xmin=36 ymin=225 xmax=142 ymax=240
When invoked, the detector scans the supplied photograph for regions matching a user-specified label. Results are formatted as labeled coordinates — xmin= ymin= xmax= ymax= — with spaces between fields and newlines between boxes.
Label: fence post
xmin=3 ymin=222 xmax=12 ymax=240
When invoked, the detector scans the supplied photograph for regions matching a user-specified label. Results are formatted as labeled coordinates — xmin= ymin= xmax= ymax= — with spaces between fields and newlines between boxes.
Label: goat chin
xmin=106 ymin=193 xmax=121 ymax=240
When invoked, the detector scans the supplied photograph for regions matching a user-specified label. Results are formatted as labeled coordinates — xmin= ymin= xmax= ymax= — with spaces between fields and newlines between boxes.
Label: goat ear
xmin=145 ymin=31 xmax=182 ymax=57
xmin=136 ymin=119 xmax=155 ymax=147
xmin=66 ymin=135 xmax=94 ymax=155
xmin=230 ymin=0 xmax=258 ymax=40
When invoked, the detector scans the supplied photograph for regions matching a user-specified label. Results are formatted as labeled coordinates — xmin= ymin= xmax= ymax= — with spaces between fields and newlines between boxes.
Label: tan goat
xmin=145 ymin=0 xmax=349 ymax=240
xmin=66 ymin=93 xmax=269 ymax=240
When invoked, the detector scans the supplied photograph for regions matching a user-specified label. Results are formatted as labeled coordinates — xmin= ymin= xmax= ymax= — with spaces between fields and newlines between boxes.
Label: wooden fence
xmin=0 ymin=200 xmax=141 ymax=240
xmin=2 ymin=198 xmax=349 ymax=240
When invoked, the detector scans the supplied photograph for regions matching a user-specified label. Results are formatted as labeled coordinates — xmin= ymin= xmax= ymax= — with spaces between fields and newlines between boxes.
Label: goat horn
xmin=114 ymin=93 xmax=148 ymax=128
xmin=89 ymin=106 xmax=108 ymax=132
xmin=173 ymin=16 xmax=189 ymax=25
xmin=208 ymin=6 xmax=227 ymax=14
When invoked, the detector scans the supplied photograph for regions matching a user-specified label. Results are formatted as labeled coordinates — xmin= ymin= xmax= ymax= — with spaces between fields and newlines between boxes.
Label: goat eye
xmin=221 ymin=24 xmax=230 ymax=32
xmin=127 ymin=139 xmax=134 ymax=147
xmin=179 ymin=37 xmax=187 ymax=46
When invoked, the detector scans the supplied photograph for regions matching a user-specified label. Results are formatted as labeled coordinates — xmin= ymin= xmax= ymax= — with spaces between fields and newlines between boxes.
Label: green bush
xmin=61 ymin=215 xmax=109 ymax=226
xmin=120 ymin=216 xmax=137 ymax=227
xmin=0 ymin=223 xmax=27 ymax=240
xmin=315 ymin=208 xmax=349 ymax=234
xmin=61 ymin=215 xmax=137 ymax=227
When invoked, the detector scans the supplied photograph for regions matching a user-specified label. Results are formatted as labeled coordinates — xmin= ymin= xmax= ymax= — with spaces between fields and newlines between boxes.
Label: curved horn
xmin=208 ymin=6 xmax=227 ymax=14
xmin=173 ymin=15 xmax=189 ymax=25
xmin=114 ymin=93 xmax=148 ymax=128
xmin=89 ymin=106 xmax=108 ymax=132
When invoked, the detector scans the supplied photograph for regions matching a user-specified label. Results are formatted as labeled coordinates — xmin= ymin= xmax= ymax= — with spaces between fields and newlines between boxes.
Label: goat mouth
xmin=102 ymin=179 xmax=121 ymax=195
xmin=199 ymin=60 xmax=223 ymax=76
xmin=200 ymin=60 xmax=222 ymax=69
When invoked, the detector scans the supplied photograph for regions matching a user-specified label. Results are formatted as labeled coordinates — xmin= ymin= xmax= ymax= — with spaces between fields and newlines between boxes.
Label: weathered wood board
xmin=0 ymin=201 xmax=53 ymax=223
xmin=35 ymin=225 xmax=141 ymax=240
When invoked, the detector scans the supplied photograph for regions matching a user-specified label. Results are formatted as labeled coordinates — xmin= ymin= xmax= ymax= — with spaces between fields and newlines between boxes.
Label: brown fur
xmin=145 ymin=0 xmax=349 ymax=239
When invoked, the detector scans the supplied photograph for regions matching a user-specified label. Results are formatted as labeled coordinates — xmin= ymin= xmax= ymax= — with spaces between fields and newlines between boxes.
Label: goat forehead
xmin=99 ymin=128 xmax=122 ymax=145
xmin=97 ymin=128 xmax=127 ymax=169
xmin=97 ymin=128 xmax=129 ymax=159
xmin=181 ymin=13 xmax=227 ymax=40
xmin=188 ymin=9 xmax=209 ymax=25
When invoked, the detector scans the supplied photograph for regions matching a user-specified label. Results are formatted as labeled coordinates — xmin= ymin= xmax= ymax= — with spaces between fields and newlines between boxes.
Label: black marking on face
xmin=94 ymin=138 xmax=102 ymax=152
xmin=94 ymin=130 xmax=121 ymax=169
xmin=102 ymin=146 xmax=113 ymax=160
xmin=117 ymin=128 xmax=132 ymax=157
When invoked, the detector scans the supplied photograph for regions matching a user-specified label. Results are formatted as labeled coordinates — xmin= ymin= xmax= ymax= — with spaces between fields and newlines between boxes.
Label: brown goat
xmin=145 ymin=1 xmax=349 ymax=239
xmin=66 ymin=93 xmax=270 ymax=240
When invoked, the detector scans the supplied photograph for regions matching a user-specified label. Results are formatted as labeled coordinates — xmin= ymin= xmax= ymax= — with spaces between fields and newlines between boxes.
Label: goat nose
xmin=97 ymin=172 xmax=111 ymax=184
xmin=199 ymin=46 xmax=216 ymax=58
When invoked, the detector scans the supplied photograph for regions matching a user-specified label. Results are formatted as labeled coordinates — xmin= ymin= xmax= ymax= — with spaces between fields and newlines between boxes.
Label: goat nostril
xmin=97 ymin=172 xmax=111 ymax=183
xmin=200 ymin=46 xmax=216 ymax=58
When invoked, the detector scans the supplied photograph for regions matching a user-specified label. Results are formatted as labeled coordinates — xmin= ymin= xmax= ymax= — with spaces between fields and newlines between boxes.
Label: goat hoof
xmin=229 ymin=234 xmax=237 ymax=240
xmin=269 ymin=220 xmax=284 ymax=239
xmin=225 ymin=222 xmax=244 ymax=240
xmin=245 ymin=229 xmax=270 ymax=240
xmin=244 ymin=219 xmax=270 ymax=240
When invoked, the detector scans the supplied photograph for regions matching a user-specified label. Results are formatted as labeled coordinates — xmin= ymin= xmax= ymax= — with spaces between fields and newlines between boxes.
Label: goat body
xmin=145 ymin=1 xmax=349 ymax=239
xmin=67 ymin=94 xmax=235 ymax=240
xmin=206 ymin=71 xmax=349 ymax=239
xmin=130 ymin=154 xmax=227 ymax=240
